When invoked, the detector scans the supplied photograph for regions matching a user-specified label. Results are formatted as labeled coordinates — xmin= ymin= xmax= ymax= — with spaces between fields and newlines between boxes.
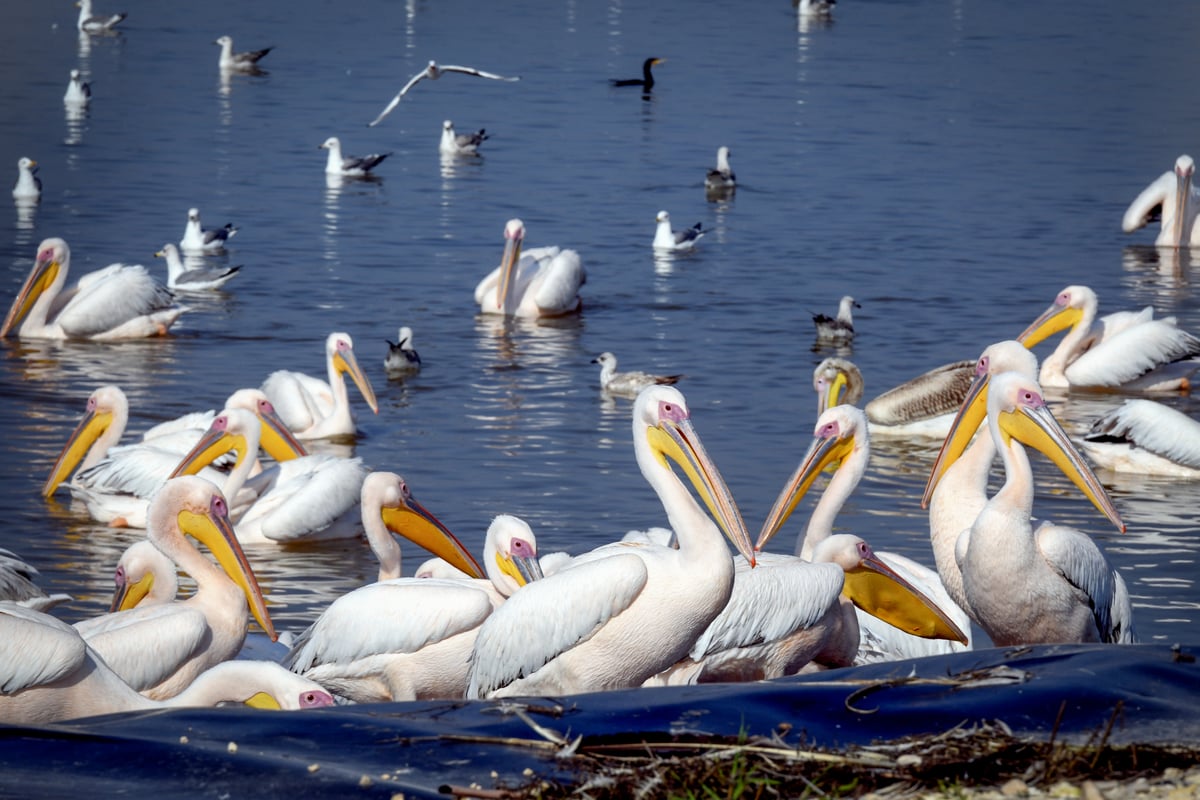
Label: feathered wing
xmin=1065 ymin=321 xmax=1200 ymax=386
xmin=56 ymin=265 xmax=179 ymax=339
xmin=531 ymin=249 xmax=585 ymax=314
xmin=74 ymin=605 xmax=209 ymax=692
xmin=0 ymin=604 xmax=87 ymax=693
xmin=1122 ymin=171 xmax=1174 ymax=233
xmin=237 ymin=456 xmax=368 ymax=542
xmin=1035 ymin=523 xmax=1134 ymax=643
xmin=865 ymin=360 xmax=975 ymax=426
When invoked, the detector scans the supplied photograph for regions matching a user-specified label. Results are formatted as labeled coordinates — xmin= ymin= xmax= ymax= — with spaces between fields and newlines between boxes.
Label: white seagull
xmin=64 ymin=69 xmax=91 ymax=106
xmin=319 ymin=136 xmax=391 ymax=177
xmin=368 ymin=60 xmax=520 ymax=128
xmin=474 ymin=218 xmax=585 ymax=318
xmin=652 ymin=210 xmax=704 ymax=250
xmin=180 ymin=207 xmax=237 ymax=254
xmin=1123 ymin=155 xmax=1200 ymax=248
xmin=214 ymin=35 xmax=272 ymax=72
xmin=592 ymin=351 xmax=682 ymax=397
xmin=384 ymin=326 xmax=421 ymax=376
xmin=704 ymin=146 xmax=736 ymax=195
xmin=76 ymin=0 xmax=125 ymax=33
xmin=12 ymin=157 xmax=40 ymax=200
xmin=155 ymin=243 xmax=240 ymax=291
xmin=813 ymin=295 xmax=859 ymax=343
xmin=439 ymin=120 xmax=489 ymax=156
xmin=798 ymin=0 xmax=836 ymax=18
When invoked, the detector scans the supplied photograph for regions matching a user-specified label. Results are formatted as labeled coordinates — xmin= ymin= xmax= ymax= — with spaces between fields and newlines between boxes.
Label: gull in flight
xmin=368 ymin=60 xmax=519 ymax=128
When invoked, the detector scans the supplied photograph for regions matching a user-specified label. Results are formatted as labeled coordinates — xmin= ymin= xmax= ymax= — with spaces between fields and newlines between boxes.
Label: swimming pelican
xmin=705 ymin=146 xmax=736 ymax=195
xmin=439 ymin=120 xmax=489 ymax=156
xmin=474 ymin=218 xmax=585 ymax=318
xmin=1082 ymin=399 xmax=1200 ymax=477
xmin=1 ymin=238 xmax=184 ymax=340
xmin=652 ymin=210 xmax=704 ymax=250
xmin=611 ymin=57 xmax=664 ymax=90
xmin=0 ymin=550 xmax=71 ymax=612
xmin=1122 ymin=155 xmax=1200 ymax=248
xmin=11 ymin=157 xmax=40 ymax=200
xmin=261 ymin=331 xmax=379 ymax=439
xmin=813 ymin=295 xmax=859 ymax=343
xmin=368 ymin=60 xmax=520 ymax=127
xmin=814 ymin=356 xmax=976 ymax=438
xmin=932 ymin=371 xmax=1134 ymax=645
xmin=76 ymin=0 xmax=125 ymax=32
xmin=63 ymin=69 xmax=91 ymax=106
xmin=1 ymin=604 xmax=333 ymax=725
xmin=155 ymin=243 xmax=240 ymax=291
xmin=384 ymin=326 xmax=421 ymax=376
xmin=592 ymin=351 xmax=682 ymax=397
xmin=466 ymin=385 xmax=757 ymax=698
xmin=106 ymin=539 xmax=177 ymax=611
xmin=170 ymin=407 xmax=367 ymax=545
xmin=214 ymin=35 xmax=272 ymax=72
xmin=1016 ymin=284 xmax=1200 ymax=392
xmin=797 ymin=0 xmax=836 ymax=18
xmin=180 ymin=207 xmax=237 ymax=254
xmin=318 ymin=136 xmax=390 ymax=177
xmin=69 ymin=477 xmax=277 ymax=699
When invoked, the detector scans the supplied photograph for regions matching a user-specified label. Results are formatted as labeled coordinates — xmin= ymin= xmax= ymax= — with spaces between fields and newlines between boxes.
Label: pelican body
xmin=1123 ymin=155 xmax=1200 ymax=248
xmin=474 ymin=219 xmax=585 ymax=318
xmin=0 ymin=549 xmax=71 ymax=612
xmin=319 ymin=137 xmax=390 ymax=177
xmin=215 ymin=35 xmax=272 ymax=72
xmin=653 ymin=210 xmax=704 ymax=250
xmin=12 ymin=157 xmax=40 ymax=200
xmin=369 ymin=60 xmax=520 ymax=128
xmin=261 ymin=331 xmax=379 ymax=439
xmin=1082 ymin=399 xmax=1200 ymax=477
xmin=440 ymin=120 xmax=488 ymax=155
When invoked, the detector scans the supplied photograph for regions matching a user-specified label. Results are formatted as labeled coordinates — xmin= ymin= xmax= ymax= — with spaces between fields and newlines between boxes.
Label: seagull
xmin=439 ymin=120 xmax=489 ymax=156
xmin=705 ymin=146 xmax=736 ymax=196
xmin=652 ymin=210 xmax=704 ymax=250
xmin=214 ymin=35 xmax=272 ymax=72
xmin=155 ymin=243 xmax=240 ymax=291
xmin=611 ymin=57 xmax=665 ymax=90
xmin=76 ymin=0 xmax=125 ymax=33
xmin=368 ymin=60 xmax=520 ymax=127
xmin=384 ymin=326 xmax=421 ymax=375
xmin=813 ymin=295 xmax=859 ymax=342
xmin=592 ymin=352 xmax=682 ymax=397
xmin=63 ymin=69 xmax=91 ymax=106
xmin=12 ymin=158 xmax=40 ymax=201
xmin=180 ymin=208 xmax=237 ymax=254
xmin=798 ymin=0 xmax=836 ymax=18
xmin=318 ymin=137 xmax=390 ymax=177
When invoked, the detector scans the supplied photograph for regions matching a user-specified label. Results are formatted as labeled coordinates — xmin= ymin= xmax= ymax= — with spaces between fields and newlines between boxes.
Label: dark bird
xmin=611 ymin=57 xmax=665 ymax=90
xmin=384 ymin=327 xmax=422 ymax=376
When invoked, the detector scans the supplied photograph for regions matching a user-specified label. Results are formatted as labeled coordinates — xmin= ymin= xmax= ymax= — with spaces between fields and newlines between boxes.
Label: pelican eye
xmin=1056 ymin=291 xmax=1071 ymax=307
xmin=114 ymin=565 xmax=126 ymax=586
xmin=855 ymin=540 xmax=871 ymax=559
xmin=258 ymin=399 xmax=274 ymax=414
xmin=211 ymin=495 xmax=228 ymax=518
xmin=975 ymin=356 xmax=989 ymax=377
xmin=336 ymin=339 xmax=350 ymax=351
xmin=1021 ymin=390 xmax=1044 ymax=408
xmin=212 ymin=415 xmax=230 ymax=432
xmin=510 ymin=538 xmax=534 ymax=557
xmin=818 ymin=421 xmax=840 ymax=439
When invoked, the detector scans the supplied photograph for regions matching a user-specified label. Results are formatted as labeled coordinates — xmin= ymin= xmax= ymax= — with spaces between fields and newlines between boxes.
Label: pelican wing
xmin=1065 ymin=320 xmax=1200 ymax=387
xmin=74 ymin=604 xmax=209 ymax=691
xmin=55 ymin=264 xmax=177 ymax=338
xmin=1086 ymin=399 xmax=1200 ymax=470
xmin=261 ymin=370 xmax=334 ymax=431
xmin=141 ymin=410 xmax=215 ymax=442
xmin=1122 ymin=171 xmax=1174 ymax=233
xmin=1034 ymin=523 xmax=1133 ymax=643
xmin=531 ymin=249 xmax=585 ymax=314
xmin=75 ymin=444 xmax=194 ymax=498
xmin=238 ymin=455 xmax=368 ymax=542
xmin=0 ymin=604 xmax=86 ymax=692
xmin=865 ymin=360 xmax=975 ymax=426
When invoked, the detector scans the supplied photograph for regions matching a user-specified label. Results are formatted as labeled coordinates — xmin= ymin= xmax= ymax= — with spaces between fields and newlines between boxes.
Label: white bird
xmin=63 ymin=69 xmax=91 ymax=106
xmin=813 ymin=295 xmax=859 ymax=343
xmin=1082 ymin=399 xmax=1200 ymax=477
xmin=384 ymin=326 xmax=421 ymax=376
xmin=368 ymin=60 xmax=520 ymax=128
xmin=69 ymin=477 xmax=278 ymax=699
xmin=155 ymin=243 xmax=240 ymax=291
xmin=0 ymin=603 xmax=333 ymax=725
xmin=0 ymin=238 xmax=184 ymax=341
xmin=11 ymin=157 xmax=40 ymax=200
xmin=1122 ymin=155 xmax=1200 ymax=248
xmin=75 ymin=0 xmax=125 ymax=33
xmin=319 ymin=136 xmax=390 ymax=177
xmin=474 ymin=218 xmax=585 ymax=318
xmin=106 ymin=539 xmax=178 ymax=611
xmin=798 ymin=0 xmax=836 ymax=18
xmin=704 ymin=146 xmax=736 ymax=195
xmin=466 ymin=385 xmax=758 ymax=698
xmin=652 ymin=210 xmax=704 ymax=250
xmin=1016 ymin=284 xmax=1200 ymax=392
xmin=180 ymin=207 xmax=237 ymax=254
xmin=261 ymin=331 xmax=379 ymax=439
xmin=930 ymin=371 xmax=1134 ymax=645
xmin=0 ymin=550 xmax=71 ymax=612
xmin=439 ymin=120 xmax=489 ymax=156
xmin=592 ymin=351 xmax=682 ymax=397
xmin=214 ymin=35 xmax=272 ymax=72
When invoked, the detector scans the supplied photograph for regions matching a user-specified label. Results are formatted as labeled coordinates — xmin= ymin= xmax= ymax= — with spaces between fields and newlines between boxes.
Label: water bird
xmin=76 ymin=0 xmax=125 ymax=33
xmin=155 ymin=243 xmax=240 ymax=291
xmin=11 ymin=157 xmax=40 ymax=200
xmin=214 ymin=35 xmax=272 ymax=72
xmin=1082 ymin=399 xmax=1200 ymax=478
xmin=1123 ymin=154 xmax=1200 ymax=248
xmin=704 ymin=146 xmax=736 ymax=195
xmin=0 ymin=550 xmax=71 ymax=612
xmin=261 ymin=331 xmax=379 ymax=439
xmin=652 ymin=210 xmax=704 ymax=250
xmin=368 ymin=60 xmax=520 ymax=128
xmin=384 ymin=326 xmax=421 ymax=376
xmin=797 ymin=0 xmax=836 ymax=18
xmin=1 ymin=238 xmax=184 ymax=340
xmin=180 ymin=207 xmax=237 ymax=254
xmin=814 ymin=356 xmax=975 ymax=438
xmin=812 ymin=295 xmax=859 ymax=343
xmin=106 ymin=539 xmax=177 ymax=611
xmin=63 ymin=69 xmax=90 ymax=106
xmin=611 ymin=57 xmax=664 ymax=90
xmin=319 ymin=136 xmax=390 ymax=177
xmin=592 ymin=351 xmax=682 ymax=397
xmin=439 ymin=120 xmax=489 ymax=156
xmin=474 ymin=218 xmax=585 ymax=318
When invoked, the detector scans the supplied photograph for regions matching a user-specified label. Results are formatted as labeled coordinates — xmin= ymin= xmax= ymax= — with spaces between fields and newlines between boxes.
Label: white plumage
xmin=1123 ymin=154 xmax=1200 ymax=248
xmin=1082 ymin=399 xmax=1200 ymax=477
xmin=474 ymin=218 xmax=585 ymax=318
xmin=368 ymin=60 xmax=519 ymax=128
xmin=652 ymin=210 xmax=704 ymax=250
xmin=261 ymin=331 xmax=379 ymax=439
xmin=592 ymin=351 xmax=681 ymax=397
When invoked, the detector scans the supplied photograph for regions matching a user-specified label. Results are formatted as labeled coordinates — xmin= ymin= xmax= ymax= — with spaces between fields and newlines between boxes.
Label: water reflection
xmin=6 ymin=338 xmax=185 ymax=393
xmin=13 ymin=198 xmax=38 ymax=247
xmin=64 ymin=104 xmax=88 ymax=150
xmin=1121 ymin=245 xmax=1197 ymax=299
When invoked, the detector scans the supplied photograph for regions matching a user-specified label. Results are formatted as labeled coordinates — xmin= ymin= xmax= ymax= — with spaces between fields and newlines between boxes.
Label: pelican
xmin=1122 ymin=155 xmax=1200 ymax=248
xmin=0 ymin=549 xmax=71 ymax=612
xmin=1082 ymin=399 xmax=1200 ymax=477
xmin=814 ymin=356 xmax=976 ymax=438
xmin=1 ymin=604 xmax=333 ymax=725
xmin=439 ymin=120 xmax=489 ymax=156
xmin=155 ymin=243 xmax=240 ymax=291
xmin=63 ymin=69 xmax=91 ymax=106
xmin=611 ymin=57 xmax=664 ymax=90
xmin=798 ymin=0 xmax=836 ymax=18
xmin=930 ymin=371 xmax=1134 ymax=645
xmin=704 ymin=146 xmax=736 ymax=195
xmin=76 ymin=0 xmax=125 ymax=32
xmin=261 ymin=331 xmax=379 ymax=439
xmin=180 ymin=207 xmax=237 ymax=254
xmin=171 ymin=407 xmax=367 ymax=545
xmin=11 ymin=157 xmax=40 ymax=200
xmin=319 ymin=136 xmax=390 ymax=177
xmin=1 ymin=238 xmax=184 ymax=340
xmin=813 ymin=295 xmax=859 ymax=343
xmin=107 ymin=539 xmax=177 ymax=611
xmin=652 ymin=210 xmax=704 ymax=250
xmin=70 ymin=477 xmax=277 ymax=699
xmin=1016 ymin=284 xmax=1200 ymax=392
xmin=368 ymin=60 xmax=520 ymax=127
xmin=474 ymin=218 xmax=585 ymax=318
xmin=384 ymin=326 xmax=421 ymax=376
xmin=466 ymin=385 xmax=757 ymax=698
xmin=592 ymin=351 xmax=682 ymax=397
xmin=283 ymin=478 xmax=541 ymax=703
xmin=214 ymin=35 xmax=272 ymax=72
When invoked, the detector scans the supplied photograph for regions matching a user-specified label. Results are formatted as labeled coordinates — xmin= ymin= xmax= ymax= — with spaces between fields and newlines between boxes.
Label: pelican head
xmin=327 ymin=332 xmax=378 ymax=415
xmin=318 ymin=136 xmax=339 ymax=151
xmin=43 ymin=383 xmax=127 ymax=498
xmin=1173 ymin=155 xmax=1195 ymax=245
xmin=2 ymin=237 xmax=67 ymax=338
xmin=109 ymin=539 xmax=176 ymax=613
xmin=813 ymin=357 xmax=864 ymax=416
xmin=170 ymin=406 xmax=304 ymax=481
xmin=1016 ymin=285 xmax=1096 ymax=349
xmin=485 ymin=514 xmax=545 ymax=594
xmin=364 ymin=471 xmax=484 ymax=579
xmin=496 ymin=218 xmax=526 ymax=311
xmin=225 ymin=388 xmax=308 ymax=462
xmin=636 ymin=385 xmax=756 ymax=566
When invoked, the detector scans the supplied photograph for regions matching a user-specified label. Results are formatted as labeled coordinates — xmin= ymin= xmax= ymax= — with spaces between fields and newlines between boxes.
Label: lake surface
xmin=2 ymin=0 xmax=1200 ymax=792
